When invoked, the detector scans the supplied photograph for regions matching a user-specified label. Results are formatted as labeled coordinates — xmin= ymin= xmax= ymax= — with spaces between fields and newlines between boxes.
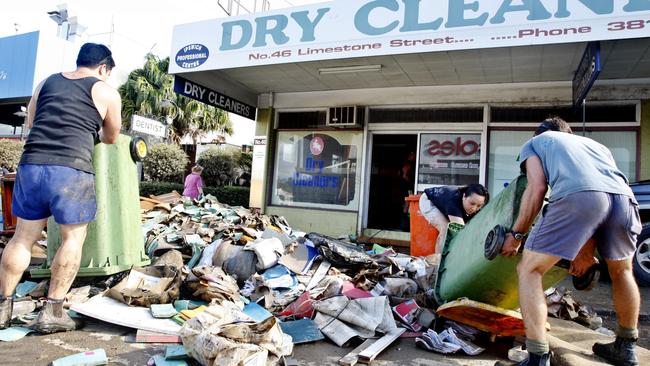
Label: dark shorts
xmin=525 ymin=191 xmax=641 ymax=261
xmin=12 ymin=164 xmax=96 ymax=225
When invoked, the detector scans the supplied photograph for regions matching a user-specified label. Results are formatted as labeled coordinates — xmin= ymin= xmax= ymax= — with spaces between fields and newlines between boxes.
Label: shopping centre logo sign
xmin=170 ymin=0 xmax=650 ymax=71
xmin=175 ymin=44 xmax=209 ymax=69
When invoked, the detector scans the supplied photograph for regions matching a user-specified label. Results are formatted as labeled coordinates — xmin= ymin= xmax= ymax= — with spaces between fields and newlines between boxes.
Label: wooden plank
xmin=358 ymin=328 xmax=406 ymax=363
xmin=150 ymin=191 xmax=182 ymax=204
xmin=140 ymin=196 xmax=165 ymax=205
xmin=338 ymin=339 xmax=375 ymax=366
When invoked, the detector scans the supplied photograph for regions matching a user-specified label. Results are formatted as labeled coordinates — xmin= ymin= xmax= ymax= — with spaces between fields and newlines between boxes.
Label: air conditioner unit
xmin=327 ymin=106 xmax=364 ymax=128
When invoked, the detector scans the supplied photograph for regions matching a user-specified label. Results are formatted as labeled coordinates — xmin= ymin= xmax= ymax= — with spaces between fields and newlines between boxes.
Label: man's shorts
xmin=12 ymin=164 xmax=96 ymax=225
xmin=525 ymin=191 xmax=641 ymax=261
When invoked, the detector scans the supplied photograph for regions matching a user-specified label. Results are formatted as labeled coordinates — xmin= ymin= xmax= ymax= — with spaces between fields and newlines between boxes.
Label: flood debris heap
xmin=1 ymin=191 xmax=604 ymax=365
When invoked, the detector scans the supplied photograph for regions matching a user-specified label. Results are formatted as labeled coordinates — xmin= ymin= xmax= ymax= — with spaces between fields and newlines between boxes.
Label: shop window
xmin=369 ymin=108 xmax=483 ymax=123
xmin=491 ymin=105 xmax=636 ymax=123
xmin=271 ymin=131 xmax=362 ymax=211
xmin=277 ymin=111 xmax=327 ymax=129
xmin=417 ymin=133 xmax=481 ymax=192
xmin=488 ymin=129 xmax=637 ymax=196
xmin=488 ymin=131 xmax=532 ymax=194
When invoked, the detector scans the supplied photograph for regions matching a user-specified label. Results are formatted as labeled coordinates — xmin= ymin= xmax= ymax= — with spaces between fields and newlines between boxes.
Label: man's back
xmin=21 ymin=73 xmax=103 ymax=174
xmin=519 ymin=131 xmax=633 ymax=201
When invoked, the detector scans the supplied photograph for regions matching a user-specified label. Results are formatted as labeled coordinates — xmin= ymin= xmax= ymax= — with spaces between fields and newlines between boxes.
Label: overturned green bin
xmin=435 ymin=175 xmax=567 ymax=310
xmin=31 ymin=134 xmax=150 ymax=277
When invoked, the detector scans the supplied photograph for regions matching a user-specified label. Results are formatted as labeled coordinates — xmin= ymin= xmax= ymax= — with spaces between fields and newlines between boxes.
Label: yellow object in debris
xmin=241 ymin=235 xmax=255 ymax=242
xmin=180 ymin=305 xmax=208 ymax=320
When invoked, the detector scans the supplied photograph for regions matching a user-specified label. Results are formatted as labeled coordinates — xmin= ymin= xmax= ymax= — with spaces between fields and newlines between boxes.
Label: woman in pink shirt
xmin=183 ymin=165 xmax=204 ymax=199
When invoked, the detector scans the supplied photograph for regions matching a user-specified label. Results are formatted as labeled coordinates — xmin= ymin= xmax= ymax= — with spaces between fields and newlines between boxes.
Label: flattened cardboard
xmin=71 ymin=295 xmax=181 ymax=335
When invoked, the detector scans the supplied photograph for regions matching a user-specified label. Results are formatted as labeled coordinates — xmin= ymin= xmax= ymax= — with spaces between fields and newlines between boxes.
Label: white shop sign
xmin=170 ymin=0 xmax=650 ymax=72
xmin=131 ymin=115 xmax=167 ymax=138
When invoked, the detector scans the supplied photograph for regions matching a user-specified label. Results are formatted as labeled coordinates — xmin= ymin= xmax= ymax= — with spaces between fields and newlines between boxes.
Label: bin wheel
xmin=130 ymin=137 xmax=148 ymax=162
xmin=485 ymin=225 xmax=506 ymax=260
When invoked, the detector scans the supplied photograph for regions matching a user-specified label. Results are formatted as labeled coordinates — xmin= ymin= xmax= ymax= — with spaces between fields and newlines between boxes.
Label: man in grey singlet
xmin=498 ymin=117 xmax=641 ymax=366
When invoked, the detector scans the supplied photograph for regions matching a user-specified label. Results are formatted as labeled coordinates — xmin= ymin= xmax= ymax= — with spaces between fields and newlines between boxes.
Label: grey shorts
xmin=525 ymin=191 xmax=641 ymax=261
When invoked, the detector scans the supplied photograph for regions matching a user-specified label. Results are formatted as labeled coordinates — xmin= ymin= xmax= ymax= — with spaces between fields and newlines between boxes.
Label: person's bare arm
xmin=26 ymin=81 xmax=46 ymax=129
xmin=570 ymin=238 xmax=598 ymax=276
xmin=448 ymin=215 xmax=465 ymax=225
xmin=93 ymin=82 xmax=122 ymax=144
xmin=501 ymin=156 xmax=548 ymax=256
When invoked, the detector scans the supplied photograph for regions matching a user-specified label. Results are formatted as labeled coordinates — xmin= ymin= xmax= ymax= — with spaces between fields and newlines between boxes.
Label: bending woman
xmin=419 ymin=183 xmax=489 ymax=254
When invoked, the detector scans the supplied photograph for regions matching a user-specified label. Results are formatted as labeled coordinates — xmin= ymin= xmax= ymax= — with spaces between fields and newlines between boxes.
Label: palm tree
xmin=118 ymin=53 xmax=231 ymax=143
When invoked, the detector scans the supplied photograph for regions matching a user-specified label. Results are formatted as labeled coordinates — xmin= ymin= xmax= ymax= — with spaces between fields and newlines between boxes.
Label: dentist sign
xmin=169 ymin=0 xmax=650 ymax=72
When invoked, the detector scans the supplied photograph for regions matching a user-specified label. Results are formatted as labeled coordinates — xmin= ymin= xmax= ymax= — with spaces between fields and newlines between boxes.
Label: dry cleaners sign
xmin=174 ymin=76 xmax=256 ymax=120
xmin=170 ymin=0 xmax=650 ymax=72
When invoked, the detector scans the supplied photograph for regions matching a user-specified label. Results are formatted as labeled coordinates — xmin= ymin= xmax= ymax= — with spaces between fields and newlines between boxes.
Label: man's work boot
xmin=494 ymin=352 xmax=551 ymax=366
xmin=32 ymin=300 xmax=76 ymax=334
xmin=593 ymin=337 xmax=639 ymax=366
xmin=0 ymin=297 xmax=13 ymax=329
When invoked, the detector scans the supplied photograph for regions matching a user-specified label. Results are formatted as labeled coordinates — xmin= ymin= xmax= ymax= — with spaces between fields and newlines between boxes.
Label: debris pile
xmin=0 ymin=192 xmax=620 ymax=365
xmin=545 ymin=287 xmax=602 ymax=330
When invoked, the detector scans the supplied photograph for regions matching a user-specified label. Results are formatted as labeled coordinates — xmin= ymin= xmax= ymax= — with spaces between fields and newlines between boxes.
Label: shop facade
xmin=169 ymin=0 xmax=650 ymax=240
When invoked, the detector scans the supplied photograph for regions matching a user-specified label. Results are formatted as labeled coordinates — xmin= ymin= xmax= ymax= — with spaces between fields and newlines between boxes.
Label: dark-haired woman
xmin=419 ymin=183 xmax=489 ymax=254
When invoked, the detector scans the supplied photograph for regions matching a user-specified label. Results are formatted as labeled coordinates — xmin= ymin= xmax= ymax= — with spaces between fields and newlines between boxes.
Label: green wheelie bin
xmin=31 ymin=134 xmax=150 ymax=277
xmin=435 ymin=175 xmax=568 ymax=310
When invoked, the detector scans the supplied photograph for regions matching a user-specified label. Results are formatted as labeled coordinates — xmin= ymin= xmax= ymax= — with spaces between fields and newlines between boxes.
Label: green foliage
xmin=0 ymin=139 xmax=24 ymax=171
xmin=205 ymin=186 xmax=249 ymax=207
xmin=143 ymin=144 xmax=189 ymax=183
xmin=139 ymin=182 xmax=250 ymax=207
xmin=238 ymin=151 xmax=252 ymax=174
xmin=139 ymin=182 xmax=184 ymax=197
xmin=197 ymin=148 xmax=238 ymax=186
xmin=118 ymin=53 xmax=232 ymax=143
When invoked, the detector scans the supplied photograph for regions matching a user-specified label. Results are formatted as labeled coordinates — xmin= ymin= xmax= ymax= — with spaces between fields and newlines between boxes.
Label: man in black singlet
xmin=0 ymin=43 xmax=121 ymax=333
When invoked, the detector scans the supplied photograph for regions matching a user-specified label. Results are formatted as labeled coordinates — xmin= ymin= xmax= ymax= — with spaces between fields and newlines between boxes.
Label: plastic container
xmin=406 ymin=194 xmax=439 ymax=257
xmin=31 ymin=135 xmax=150 ymax=277
xmin=435 ymin=175 xmax=567 ymax=310
xmin=1 ymin=173 xmax=17 ymax=231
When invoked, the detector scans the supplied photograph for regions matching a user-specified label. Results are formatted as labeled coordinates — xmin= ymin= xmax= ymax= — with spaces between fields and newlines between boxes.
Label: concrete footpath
xmin=548 ymin=316 xmax=650 ymax=366
xmin=0 ymin=279 xmax=647 ymax=365
xmin=546 ymin=277 xmax=650 ymax=365
xmin=0 ymin=315 xmax=648 ymax=365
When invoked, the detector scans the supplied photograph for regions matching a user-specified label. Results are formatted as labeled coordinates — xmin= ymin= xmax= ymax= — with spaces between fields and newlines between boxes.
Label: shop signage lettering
xmin=426 ymin=137 xmax=479 ymax=157
xmin=220 ymin=0 xmax=649 ymax=51
xmin=173 ymin=76 xmax=256 ymax=120
xmin=131 ymin=115 xmax=167 ymax=138
xmin=292 ymin=157 xmax=339 ymax=188
xmin=170 ymin=0 xmax=650 ymax=71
